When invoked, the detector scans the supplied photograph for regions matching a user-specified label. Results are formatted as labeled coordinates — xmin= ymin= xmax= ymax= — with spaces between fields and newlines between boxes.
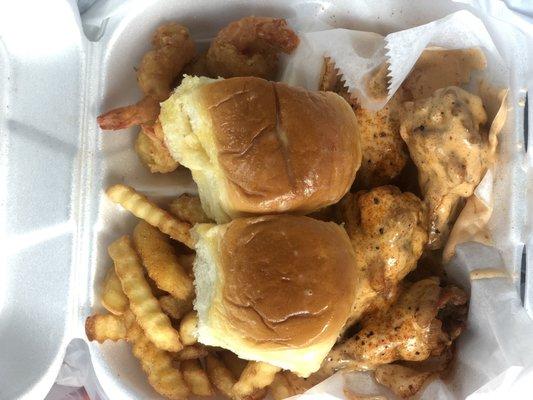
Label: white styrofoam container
xmin=0 ymin=0 xmax=531 ymax=399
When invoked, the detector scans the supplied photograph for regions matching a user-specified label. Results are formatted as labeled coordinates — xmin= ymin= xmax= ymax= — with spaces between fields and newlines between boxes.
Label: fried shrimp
xmin=206 ymin=16 xmax=299 ymax=79
xmin=97 ymin=23 xmax=196 ymax=132
xmin=135 ymin=121 xmax=178 ymax=173
xmin=97 ymin=96 xmax=160 ymax=131
xmin=138 ymin=23 xmax=196 ymax=101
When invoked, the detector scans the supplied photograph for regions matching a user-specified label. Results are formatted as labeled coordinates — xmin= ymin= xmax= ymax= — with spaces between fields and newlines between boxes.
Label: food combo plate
xmin=0 ymin=0 xmax=532 ymax=399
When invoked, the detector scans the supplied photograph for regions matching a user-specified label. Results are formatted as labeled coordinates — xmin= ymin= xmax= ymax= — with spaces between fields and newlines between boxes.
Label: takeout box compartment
xmin=0 ymin=0 xmax=530 ymax=399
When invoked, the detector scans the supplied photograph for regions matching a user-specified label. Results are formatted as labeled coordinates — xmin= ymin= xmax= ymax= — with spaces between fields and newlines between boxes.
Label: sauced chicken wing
xmin=400 ymin=86 xmax=489 ymax=249
xmin=322 ymin=278 xmax=467 ymax=374
xmin=337 ymin=186 xmax=427 ymax=325
xmin=206 ymin=16 xmax=299 ymax=80
xmin=374 ymin=343 xmax=453 ymax=398
xmin=320 ymin=59 xmax=409 ymax=188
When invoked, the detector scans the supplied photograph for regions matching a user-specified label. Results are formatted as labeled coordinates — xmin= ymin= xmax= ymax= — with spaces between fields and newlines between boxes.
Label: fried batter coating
xmin=400 ymin=86 xmax=489 ymax=249
xmin=206 ymin=17 xmax=299 ymax=80
xmin=322 ymin=278 xmax=467 ymax=373
xmin=337 ymin=186 xmax=427 ymax=325
xmin=320 ymin=59 xmax=408 ymax=187
xmin=135 ymin=122 xmax=178 ymax=173
xmin=138 ymin=23 xmax=196 ymax=101
xmin=182 ymin=52 xmax=209 ymax=77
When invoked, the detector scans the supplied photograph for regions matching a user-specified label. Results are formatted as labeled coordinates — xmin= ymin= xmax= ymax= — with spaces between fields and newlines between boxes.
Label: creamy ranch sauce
xmin=400 ymin=86 xmax=489 ymax=249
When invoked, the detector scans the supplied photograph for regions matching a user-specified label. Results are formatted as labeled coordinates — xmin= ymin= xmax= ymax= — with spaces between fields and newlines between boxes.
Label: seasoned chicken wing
xmin=354 ymin=92 xmax=410 ymax=188
xmin=373 ymin=344 xmax=454 ymax=398
xmin=400 ymin=86 xmax=489 ymax=249
xmin=322 ymin=278 xmax=467 ymax=374
xmin=320 ymin=59 xmax=409 ymax=188
xmin=337 ymin=186 xmax=427 ymax=325
xmin=374 ymin=363 xmax=433 ymax=399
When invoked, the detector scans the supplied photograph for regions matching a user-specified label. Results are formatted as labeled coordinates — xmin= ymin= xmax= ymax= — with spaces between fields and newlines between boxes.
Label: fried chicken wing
xmin=322 ymin=278 xmax=467 ymax=374
xmin=374 ymin=364 xmax=433 ymax=398
xmin=374 ymin=347 xmax=454 ymax=398
xmin=320 ymin=59 xmax=409 ymax=188
xmin=337 ymin=186 xmax=427 ymax=325
xmin=206 ymin=16 xmax=299 ymax=80
xmin=354 ymin=93 xmax=410 ymax=188
xmin=400 ymin=86 xmax=489 ymax=249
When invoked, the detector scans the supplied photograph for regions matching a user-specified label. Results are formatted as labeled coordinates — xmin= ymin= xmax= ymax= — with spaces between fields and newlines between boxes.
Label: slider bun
xmin=192 ymin=215 xmax=358 ymax=377
xmin=160 ymin=76 xmax=361 ymax=223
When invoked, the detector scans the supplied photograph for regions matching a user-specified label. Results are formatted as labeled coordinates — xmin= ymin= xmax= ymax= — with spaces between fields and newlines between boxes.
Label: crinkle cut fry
xmin=169 ymin=194 xmax=211 ymax=224
xmin=108 ymin=235 xmax=183 ymax=352
xmin=101 ymin=266 xmax=129 ymax=315
xmin=206 ymin=353 xmax=236 ymax=398
xmin=85 ymin=314 xmax=127 ymax=343
xmin=106 ymin=184 xmax=194 ymax=248
xmin=232 ymin=361 xmax=281 ymax=400
xmin=133 ymin=221 xmax=193 ymax=300
xmin=181 ymin=358 xmax=214 ymax=396
xmin=127 ymin=316 xmax=190 ymax=400
xmin=174 ymin=344 xmax=209 ymax=361
xmin=159 ymin=295 xmax=193 ymax=321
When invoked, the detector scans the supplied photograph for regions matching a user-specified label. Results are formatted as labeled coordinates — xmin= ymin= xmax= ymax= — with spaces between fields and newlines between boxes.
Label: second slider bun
xmin=192 ymin=214 xmax=358 ymax=377
xmin=160 ymin=76 xmax=361 ymax=223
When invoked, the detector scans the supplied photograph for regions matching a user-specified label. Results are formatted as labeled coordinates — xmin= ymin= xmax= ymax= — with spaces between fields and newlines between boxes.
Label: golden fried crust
xmin=319 ymin=58 xmax=407 ymax=188
xmin=206 ymin=17 xmax=299 ymax=80
xmin=197 ymin=77 xmax=362 ymax=215
xmin=353 ymin=91 xmax=409 ymax=188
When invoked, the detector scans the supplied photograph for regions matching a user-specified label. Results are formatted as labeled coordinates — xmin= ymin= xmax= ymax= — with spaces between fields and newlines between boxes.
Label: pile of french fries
xmin=86 ymin=184 xmax=307 ymax=400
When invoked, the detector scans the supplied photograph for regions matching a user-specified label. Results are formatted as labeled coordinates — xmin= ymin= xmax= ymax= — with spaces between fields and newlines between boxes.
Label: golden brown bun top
xmin=218 ymin=215 xmax=358 ymax=348
xmin=196 ymin=77 xmax=361 ymax=215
